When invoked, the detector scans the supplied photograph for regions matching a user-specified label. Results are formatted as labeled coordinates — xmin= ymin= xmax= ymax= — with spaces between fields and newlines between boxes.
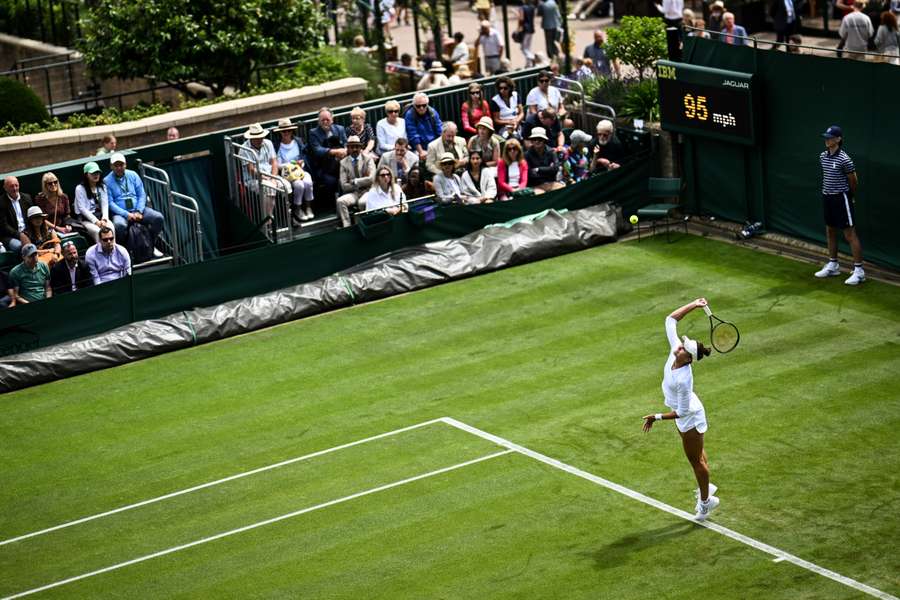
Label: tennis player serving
xmin=642 ymin=298 xmax=719 ymax=521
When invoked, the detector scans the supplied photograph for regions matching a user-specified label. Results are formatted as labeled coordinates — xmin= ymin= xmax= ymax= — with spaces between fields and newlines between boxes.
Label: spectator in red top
xmin=34 ymin=172 xmax=73 ymax=234
xmin=460 ymin=82 xmax=492 ymax=138
xmin=497 ymin=138 xmax=528 ymax=200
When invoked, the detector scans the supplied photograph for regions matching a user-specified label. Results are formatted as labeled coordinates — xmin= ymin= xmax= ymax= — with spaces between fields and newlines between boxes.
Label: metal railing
xmin=137 ymin=162 xmax=204 ymax=266
xmin=223 ymin=138 xmax=294 ymax=244
xmin=683 ymin=25 xmax=891 ymax=60
xmin=0 ymin=0 xmax=82 ymax=48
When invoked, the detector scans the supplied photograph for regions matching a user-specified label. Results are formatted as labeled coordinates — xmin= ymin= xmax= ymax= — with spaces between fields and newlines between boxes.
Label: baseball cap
xmin=109 ymin=152 xmax=127 ymax=165
xmin=83 ymin=161 xmax=101 ymax=174
xmin=21 ymin=243 xmax=37 ymax=258
xmin=821 ymin=125 xmax=843 ymax=139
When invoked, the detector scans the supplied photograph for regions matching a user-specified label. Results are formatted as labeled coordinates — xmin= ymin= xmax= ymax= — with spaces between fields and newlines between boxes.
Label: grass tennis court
xmin=2 ymin=234 xmax=899 ymax=599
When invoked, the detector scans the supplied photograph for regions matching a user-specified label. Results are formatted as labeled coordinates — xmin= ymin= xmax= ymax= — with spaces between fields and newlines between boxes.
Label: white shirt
xmin=526 ymin=85 xmax=562 ymax=112
xmin=450 ymin=41 xmax=470 ymax=64
xmin=376 ymin=118 xmax=407 ymax=154
xmin=478 ymin=29 xmax=503 ymax=57
xmin=492 ymin=92 xmax=520 ymax=120
xmin=9 ymin=195 xmax=25 ymax=232
xmin=507 ymin=161 xmax=522 ymax=189
xmin=364 ymin=184 xmax=406 ymax=211
xmin=656 ymin=0 xmax=684 ymax=19
xmin=662 ymin=317 xmax=703 ymax=420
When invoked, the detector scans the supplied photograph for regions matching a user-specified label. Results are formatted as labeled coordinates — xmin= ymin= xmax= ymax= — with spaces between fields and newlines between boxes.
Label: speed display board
xmin=656 ymin=60 xmax=757 ymax=146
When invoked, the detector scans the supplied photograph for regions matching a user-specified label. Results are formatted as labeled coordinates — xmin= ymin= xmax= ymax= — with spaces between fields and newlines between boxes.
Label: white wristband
xmin=655 ymin=413 xmax=664 ymax=421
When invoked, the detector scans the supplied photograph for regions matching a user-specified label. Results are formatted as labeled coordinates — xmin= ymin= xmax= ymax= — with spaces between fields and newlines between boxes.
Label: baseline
xmin=0 ymin=418 xmax=446 ymax=547
xmin=441 ymin=417 xmax=898 ymax=600
xmin=2 ymin=449 xmax=514 ymax=599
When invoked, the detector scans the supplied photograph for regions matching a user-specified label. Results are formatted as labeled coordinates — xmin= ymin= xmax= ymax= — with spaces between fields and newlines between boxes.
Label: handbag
xmin=512 ymin=28 xmax=524 ymax=43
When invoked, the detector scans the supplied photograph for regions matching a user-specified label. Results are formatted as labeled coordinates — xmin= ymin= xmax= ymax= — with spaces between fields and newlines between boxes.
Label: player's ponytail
xmin=696 ymin=342 xmax=712 ymax=361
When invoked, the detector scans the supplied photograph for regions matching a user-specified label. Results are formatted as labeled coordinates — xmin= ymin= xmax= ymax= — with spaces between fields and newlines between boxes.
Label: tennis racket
xmin=703 ymin=305 xmax=740 ymax=353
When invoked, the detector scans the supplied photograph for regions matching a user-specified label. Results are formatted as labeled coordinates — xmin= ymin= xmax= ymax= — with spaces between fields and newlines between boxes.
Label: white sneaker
xmin=694 ymin=483 xmax=718 ymax=500
xmin=304 ymin=207 xmax=315 ymax=221
xmin=152 ymin=248 xmax=163 ymax=258
xmin=694 ymin=496 xmax=720 ymax=521
xmin=814 ymin=262 xmax=840 ymax=278
xmin=844 ymin=268 xmax=865 ymax=286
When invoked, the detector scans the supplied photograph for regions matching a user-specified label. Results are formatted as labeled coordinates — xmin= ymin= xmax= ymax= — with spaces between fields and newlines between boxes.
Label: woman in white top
xmin=642 ymin=298 xmax=719 ymax=521
xmin=460 ymin=150 xmax=497 ymax=203
xmin=376 ymin=100 xmax=407 ymax=155
xmin=74 ymin=161 xmax=112 ymax=243
xmin=490 ymin=75 xmax=524 ymax=139
xmin=364 ymin=167 xmax=406 ymax=215
xmin=525 ymin=70 xmax=565 ymax=116
xmin=433 ymin=152 xmax=478 ymax=204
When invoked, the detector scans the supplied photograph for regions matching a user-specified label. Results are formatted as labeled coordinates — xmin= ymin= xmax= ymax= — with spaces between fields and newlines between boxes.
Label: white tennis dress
xmin=662 ymin=317 xmax=708 ymax=433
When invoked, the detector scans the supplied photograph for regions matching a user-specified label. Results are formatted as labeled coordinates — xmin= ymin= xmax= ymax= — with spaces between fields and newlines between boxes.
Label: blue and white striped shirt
xmin=820 ymin=148 xmax=855 ymax=194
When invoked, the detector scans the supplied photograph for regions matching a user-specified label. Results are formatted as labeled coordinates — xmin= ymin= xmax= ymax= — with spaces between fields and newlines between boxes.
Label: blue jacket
xmin=720 ymin=25 xmax=749 ymax=45
xmin=307 ymin=124 xmax=348 ymax=170
xmin=103 ymin=169 xmax=147 ymax=217
xmin=404 ymin=106 xmax=443 ymax=151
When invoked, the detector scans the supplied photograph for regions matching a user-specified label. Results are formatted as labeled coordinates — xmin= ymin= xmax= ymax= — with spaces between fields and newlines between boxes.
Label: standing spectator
xmin=656 ymin=0 xmax=684 ymax=27
xmin=490 ymin=76 xmax=524 ymax=140
xmin=50 ymin=240 xmax=93 ymax=295
xmin=525 ymin=127 xmax=565 ymax=192
xmin=708 ymin=1 xmax=726 ymax=39
xmin=814 ymin=125 xmax=865 ymax=285
xmin=720 ymin=12 xmax=749 ymax=45
xmin=104 ymin=152 xmax=165 ymax=249
xmin=166 ymin=127 xmax=180 ymax=141
xmin=433 ymin=153 xmax=477 ymax=204
xmin=404 ymin=92 xmax=444 ymax=162
xmin=475 ymin=0 xmax=493 ymax=21
xmin=401 ymin=166 xmax=434 ymax=199
xmin=840 ymin=0 xmax=874 ymax=58
xmin=497 ymin=138 xmax=528 ymax=200
xmin=363 ymin=167 xmax=406 ymax=215
xmin=95 ymin=134 xmax=117 ymax=156
xmin=274 ymin=118 xmax=315 ymax=223
xmin=308 ymin=108 xmax=349 ymax=206
xmin=7 ymin=244 xmax=51 ymax=307
xmin=85 ymin=226 xmax=131 ymax=284
xmin=426 ymin=122 xmax=469 ymax=175
xmin=771 ymin=0 xmax=802 ymax=47
xmin=461 ymin=83 xmax=493 ymax=138
xmin=450 ymin=32 xmax=470 ymax=65
xmin=518 ymin=0 xmax=538 ymax=67
xmin=526 ymin=71 xmax=566 ymax=116
xmin=34 ymin=171 xmax=72 ymax=235
xmin=460 ymin=150 xmax=497 ymax=203
xmin=1 ymin=176 xmax=34 ymax=254
xmin=875 ymin=11 xmax=900 ymax=64
xmin=591 ymin=119 xmax=625 ymax=172
xmin=377 ymin=138 xmax=419 ymax=183
xmin=538 ymin=0 xmax=561 ymax=59
xmin=467 ymin=117 xmax=501 ymax=167
xmin=347 ymin=107 xmax=377 ymax=158
xmin=417 ymin=64 xmax=450 ymax=90
xmin=476 ymin=20 xmax=504 ymax=75
xmin=24 ymin=206 xmax=61 ymax=267
xmin=336 ymin=136 xmax=377 ymax=227
xmin=376 ymin=100 xmax=407 ymax=155
xmin=522 ymin=108 xmax=564 ymax=151
xmin=74 ymin=162 xmax=112 ymax=244
xmin=583 ymin=30 xmax=617 ymax=78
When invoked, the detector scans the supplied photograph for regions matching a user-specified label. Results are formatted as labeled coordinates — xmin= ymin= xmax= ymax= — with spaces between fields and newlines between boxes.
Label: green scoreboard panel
xmin=656 ymin=60 xmax=757 ymax=146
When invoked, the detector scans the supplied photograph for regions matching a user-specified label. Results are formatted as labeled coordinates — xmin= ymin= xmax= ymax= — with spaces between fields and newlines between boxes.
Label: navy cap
xmin=822 ymin=125 xmax=843 ymax=139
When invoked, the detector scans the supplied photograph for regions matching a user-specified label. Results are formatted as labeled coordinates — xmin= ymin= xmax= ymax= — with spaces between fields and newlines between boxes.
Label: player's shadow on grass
xmin=581 ymin=521 xmax=699 ymax=570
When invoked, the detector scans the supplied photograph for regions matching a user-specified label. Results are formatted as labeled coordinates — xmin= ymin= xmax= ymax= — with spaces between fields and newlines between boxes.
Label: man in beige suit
xmin=336 ymin=136 xmax=377 ymax=227
xmin=425 ymin=122 xmax=469 ymax=175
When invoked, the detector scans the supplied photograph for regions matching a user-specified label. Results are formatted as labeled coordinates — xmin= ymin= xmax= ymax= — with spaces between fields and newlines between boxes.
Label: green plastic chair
xmin=636 ymin=177 xmax=687 ymax=242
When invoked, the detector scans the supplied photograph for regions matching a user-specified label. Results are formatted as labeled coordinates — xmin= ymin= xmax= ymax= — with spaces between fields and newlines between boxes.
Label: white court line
xmin=2 ymin=449 xmax=513 ymax=599
xmin=0 ymin=418 xmax=446 ymax=547
xmin=440 ymin=417 xmax=898 ymax=600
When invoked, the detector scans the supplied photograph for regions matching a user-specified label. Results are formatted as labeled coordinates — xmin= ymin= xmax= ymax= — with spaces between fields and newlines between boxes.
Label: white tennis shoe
xmin=694 ymin=483 xmax=718 ymax=500
xmin=814 ymin=262 xmax=840 ymax=278
xmin=694 ymin=496 xmax=720 ymax=521
xmin=844 ymin=268 xmax=865 ymax=286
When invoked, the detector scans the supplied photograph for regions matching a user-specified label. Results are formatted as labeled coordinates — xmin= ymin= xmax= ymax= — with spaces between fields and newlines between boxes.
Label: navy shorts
xmin=822 ymin=192 xmax=855 ymax=229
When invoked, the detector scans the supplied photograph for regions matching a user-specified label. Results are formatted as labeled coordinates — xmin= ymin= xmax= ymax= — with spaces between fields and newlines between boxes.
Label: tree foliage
xmin=0 ymin=76 xmax=50 ymax=128
xmin=78 ymin=0 xmax=327 ymax=96
xmin=604 ymin=16 xmax=667 ymax=80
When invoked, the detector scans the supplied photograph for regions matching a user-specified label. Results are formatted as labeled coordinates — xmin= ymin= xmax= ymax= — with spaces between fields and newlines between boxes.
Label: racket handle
xmin=702 ymin=305 xmax=712 ymax=317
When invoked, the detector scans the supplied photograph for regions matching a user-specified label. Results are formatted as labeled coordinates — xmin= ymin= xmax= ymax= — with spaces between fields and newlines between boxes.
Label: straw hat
xmin=439 ymin=152 xmax=456 ymax=164
xmin=273 ymin=118 xmax=298 ymax=132
xmin=429 ymin=63 xmax=447 ymax=73
xmin=528 ymin=127 xmax=549 ymax=141
xmin=476 ymin=116 xmax=495 ymax=132
xmin=455 ymin=64 xmax=472 ymax=78
xmin=243 ymin=123 xmax=269 ymax=139
xmin=347 ymin=135 xmax=363 ymax=146
xmin=26 ymin=206 xmax=47 ymax=219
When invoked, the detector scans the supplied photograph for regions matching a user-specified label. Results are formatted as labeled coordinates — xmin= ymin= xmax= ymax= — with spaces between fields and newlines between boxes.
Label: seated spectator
xmin=74 ymin=162 xmax=112 ymax=244
xmin=522 ymin=108 xmax=564 ymax=151
xmin=348 ymin=106 xmax=377 ymax=158
xmin=476 ymin=20 xmax=504 ymax=74
xmin=166 ymin=126 xmax=180 ymax=141
xmin=461 ymin=150 xmax=497 ymax=203
xmin=690 ymin=19 xmax=712 ymax=38
xmin=34 ymin=172 xmax=73 ymax=234
xmin=525 ymin=127 xmax=565 ymax=193
xmin=404 ymin=92 xmax=443 ymax=162
xmin=467 ymin=117 xmax=501 ymax=167
xmin=461 ymin=83 xmax=492 ymax=138
xmin=401 ymin=165 xmax=434 ymax=199
xmin=562 ymin=129 xmax=592 ymax=184
xmin=490 ymin=76 xmax=524 ymax=140
xmin=497 ymin=138 xmax=528 ymax=200
xmin=104 ymin=152 xmax=165 ymax=251
xmin=591 ymin=119 xmax=625 ymax=172
xmin=336 ymin=136 xmax=377 ymax=228
xmin=86 ymin=226 xmax=131 ymax=284
xmin=364 ymin=167 xmax=406 ymax=216
xmin=417 ymin=63 xmax=450 ymax=90
xmin=571 ymin=57 xmax=593 ymax=81
xmin=95 ymin=134 xmax=117 ymax=156
xmin=7 ymin=244 xmax=51 ymax=307
xmin=1 ymin=176 xmax=34 ymax=254
xmin=448 ymin=63 xmax=473 ymax=84
xmin=450 ymin=31 xmax=470 ymax=65
xmin=377 ymin=138 xmax=419 ymax=183
xmin=720 ymin=11 xmax=749 ymax=45
xmin=426 ymin=122 xmax=469 ymax=175
xmin=274 ymin=117 xmax=315 ymax=223
xmin=496 ymin=57 xmax=512 ymax=74
xmin=434 ymin=153 xmax=478 ymax=204
xmin=376 ymin=100 xmax=407 ymax=155
xmin=526 ymin=70 xmax=566 ymax=116
xmin=352 ymin=34 xmax=369 ymax=54
xmin=50 ymin=239 xmax=93 ymax=295
xmin=24 ymin=206 xmax=61 ymax=267
xmin=240 ymin=123 xmax=278 ymax=181
xmin=308 ymin=108 xmax=349 ymax=206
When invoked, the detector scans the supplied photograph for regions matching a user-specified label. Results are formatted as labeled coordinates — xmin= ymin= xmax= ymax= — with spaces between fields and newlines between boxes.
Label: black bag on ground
xmin=126 ymin=222 xmax=154 ymax=263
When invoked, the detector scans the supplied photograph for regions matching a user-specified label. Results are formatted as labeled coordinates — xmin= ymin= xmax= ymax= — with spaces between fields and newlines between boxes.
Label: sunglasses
xmin=47 ymin=180 xmax=59 ymax=185
xmin=100 ymin=237 xmax=114 ymax=242
xmin=471 ymin=91 xmax=481 ymax=95
xmin=539 ymin=79 xmax=550 ymax=83
xmin=387 ymin=109 xmax=399 ymax=114
xmin=378 ymin=173 xmax=392 ymax=177
xmin=414 ymin=104 xmax=428 ymax=108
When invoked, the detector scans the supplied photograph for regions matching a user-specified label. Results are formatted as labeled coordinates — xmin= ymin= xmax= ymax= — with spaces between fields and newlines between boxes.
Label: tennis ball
xmin=630 ymin=215 xmax=639 ymax=225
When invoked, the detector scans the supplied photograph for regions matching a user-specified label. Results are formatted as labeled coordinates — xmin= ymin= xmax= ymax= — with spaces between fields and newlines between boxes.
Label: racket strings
xmin=712 ymin=323 xmax=739 ymax=351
